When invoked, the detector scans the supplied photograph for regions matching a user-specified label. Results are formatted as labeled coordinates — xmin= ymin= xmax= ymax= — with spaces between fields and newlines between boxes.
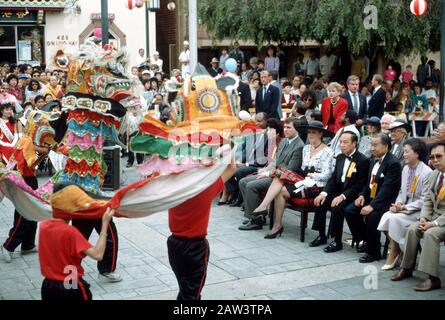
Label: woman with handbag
xmin=252 ymin=121 xmax=335 ymax=239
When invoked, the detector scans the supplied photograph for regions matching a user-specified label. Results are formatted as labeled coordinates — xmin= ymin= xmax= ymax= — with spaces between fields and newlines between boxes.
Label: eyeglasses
xmin=303 ymin=98 xmax=313 ymax=101
xmin=429 ymin=154 xmax=444 ymax=160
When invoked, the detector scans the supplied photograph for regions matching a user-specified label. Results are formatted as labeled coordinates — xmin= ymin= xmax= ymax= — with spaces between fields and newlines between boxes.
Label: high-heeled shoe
xmin=381 ymin=255 xmax=399 ymax=271
xmin=253 ymin=209 xmax=268 ymax=217
xmin=264 ymin=227 xmax=284 ymax=239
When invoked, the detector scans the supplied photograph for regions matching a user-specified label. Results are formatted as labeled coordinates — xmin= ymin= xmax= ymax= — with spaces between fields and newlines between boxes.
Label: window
xmin=0 ymin=26 xmax=16 ymax=47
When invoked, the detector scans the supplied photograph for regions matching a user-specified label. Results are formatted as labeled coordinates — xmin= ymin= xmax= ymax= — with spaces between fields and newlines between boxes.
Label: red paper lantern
xmin=125 ymin=0 xmax=137 ymax=9
xmin=410 ymin=0 xmax=428 ymax=16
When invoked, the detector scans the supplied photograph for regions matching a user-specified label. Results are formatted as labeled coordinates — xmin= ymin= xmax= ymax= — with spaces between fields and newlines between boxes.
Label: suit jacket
xmin=237 ymin=132 xmax=268 ymax=167
xmin=324 ymin=151 xmax=370 ymax=202
xmin=208 ymin=67 xmax=222 ymax=77
xmin=368 ymin=87 xmax=386 ymax=119
xmin=256 ymin=84 xmax=280 ymax=119
xmin=271 ymin=80 xmax=283 ymax=119
xmin=396 ymin=162 xmax=432 ymax=213
xmin=320 ymin=97 xmax=349 ymax=134
xmin=342 ymin=92 xmax=367 ymax=120
xmin=421 ymin=170 xmax=445 ymax=226
xmin=361 ymin=152 xmax=402 ymax=212
xmin=238 ymin=81 xmax=252 ymax=111
xmin=265 ymin=136 xmax=304 ymax=173
xmin=390 ymin=139 xmax=405 ymax=166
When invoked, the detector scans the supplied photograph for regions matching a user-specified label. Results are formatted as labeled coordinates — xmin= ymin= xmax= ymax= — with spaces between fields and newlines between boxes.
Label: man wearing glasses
xmin=391 ymin=142 xmax=445 ymax=292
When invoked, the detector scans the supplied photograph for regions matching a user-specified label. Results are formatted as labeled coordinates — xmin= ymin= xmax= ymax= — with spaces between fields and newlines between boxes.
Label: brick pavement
xmin=1 ymin=162 xmax=445 ymax=300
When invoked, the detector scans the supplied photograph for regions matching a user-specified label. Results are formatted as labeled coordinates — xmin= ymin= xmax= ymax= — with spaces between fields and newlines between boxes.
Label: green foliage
xmin=198 ymin=0 xmax=441 ymax=58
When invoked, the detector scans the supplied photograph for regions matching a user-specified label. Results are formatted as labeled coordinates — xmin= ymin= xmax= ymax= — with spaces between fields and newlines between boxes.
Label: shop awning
xmin=0 ymin=0 xmax=76 ymax=11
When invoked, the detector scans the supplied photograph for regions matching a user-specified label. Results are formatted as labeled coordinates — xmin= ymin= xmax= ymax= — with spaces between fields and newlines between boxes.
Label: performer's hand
xmin=331 ymin=195 xmax=344 ymax=208
xmin=355 ymin=196 xmax=365 ymax=207
xmin=102 ymin=208 xmax=115 ymax=225
xmin=419 ymin=217 xmax=427 ymax=224
xmin=314 ymin=194 xmax=326 ymax=207
xmin=360 ymin=205 xmax=374 ymax=216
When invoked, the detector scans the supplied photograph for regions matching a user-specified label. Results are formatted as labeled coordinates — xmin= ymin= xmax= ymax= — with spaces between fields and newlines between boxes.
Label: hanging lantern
xmin=135 ymin=0 xmax=144 ymax=8
xmin=125 ymin=0 xmax=137 ymax=10
xmin=410 ymin=0 xmax=428 ymax=16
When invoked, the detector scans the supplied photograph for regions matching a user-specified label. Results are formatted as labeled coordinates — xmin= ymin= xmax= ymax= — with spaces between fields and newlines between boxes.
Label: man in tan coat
xmin=391 ymin=142 xmax=445 ymax=291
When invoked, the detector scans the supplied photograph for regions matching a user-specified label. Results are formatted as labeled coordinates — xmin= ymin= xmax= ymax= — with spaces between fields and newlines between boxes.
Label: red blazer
xmin=320 ymin=97 xmax=348 ymax=134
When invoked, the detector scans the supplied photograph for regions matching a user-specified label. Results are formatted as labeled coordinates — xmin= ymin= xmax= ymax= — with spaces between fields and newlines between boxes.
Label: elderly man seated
xmin=388 ymin=119 xmax=410 ymax=166
xmin=380 ymin=114 xmax=395 ymax=134
xmin=391 ymin=142 xmax=445 ymax=292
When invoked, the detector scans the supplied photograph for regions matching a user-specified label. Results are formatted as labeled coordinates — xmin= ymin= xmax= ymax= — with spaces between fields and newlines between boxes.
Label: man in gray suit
xmin=391 ymin=142 xmax=445 ymax=292
xmin=389 ymin=119 xmax=410 ymax=166
xmin=238 ymin=117 xmax=304 ymax=230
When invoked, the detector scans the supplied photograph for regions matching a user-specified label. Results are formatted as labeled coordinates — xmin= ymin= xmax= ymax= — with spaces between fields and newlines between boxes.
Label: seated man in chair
xmin=238 ymin=117 xmax=304 ymax=230
xmin=391 ymin=142 xmax=445 ymax=292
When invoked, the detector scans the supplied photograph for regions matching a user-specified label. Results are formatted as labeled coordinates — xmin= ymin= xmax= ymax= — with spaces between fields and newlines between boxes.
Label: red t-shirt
xmin=38 ymin=220 xmax=92 ymax=281
xmin=168 ymin=178 xmax=224 ymax=239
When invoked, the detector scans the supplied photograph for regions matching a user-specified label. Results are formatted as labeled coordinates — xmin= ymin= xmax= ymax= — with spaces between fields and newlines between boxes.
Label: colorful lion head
xmin=24 ymin=109 xmax=58 ymax=149
xmin=65 ymin=40 xmax=140 ymax=103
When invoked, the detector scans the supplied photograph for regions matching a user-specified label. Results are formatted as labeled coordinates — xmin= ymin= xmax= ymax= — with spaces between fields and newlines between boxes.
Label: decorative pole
xmin=101 ymin=0 xmax=109 ymax=45
xmin=440 ymin=0 xmax=445 ymax=122
xmin=189 ymin=0 xmax=198 ymax=72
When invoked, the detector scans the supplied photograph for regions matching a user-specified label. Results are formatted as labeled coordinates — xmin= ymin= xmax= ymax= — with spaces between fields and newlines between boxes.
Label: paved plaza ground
xmin=1 ymin=159 xmax=445 ymax=300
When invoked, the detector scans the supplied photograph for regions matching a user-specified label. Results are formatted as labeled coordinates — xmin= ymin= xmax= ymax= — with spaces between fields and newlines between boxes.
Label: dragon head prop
xmin=65 ymin=40 xmax=140 ymax=102
xmin=24 ymin=109 xmax=58 ymax=149
xmin=131 ymin=65 xmax=258 ymax=162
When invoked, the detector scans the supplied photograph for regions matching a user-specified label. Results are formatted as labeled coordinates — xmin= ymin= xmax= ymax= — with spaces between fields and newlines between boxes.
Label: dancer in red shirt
xmin=167 ymin=160 xmax=235 ymax=300
xmin=38 ymin=183 xmax=115 ymax=300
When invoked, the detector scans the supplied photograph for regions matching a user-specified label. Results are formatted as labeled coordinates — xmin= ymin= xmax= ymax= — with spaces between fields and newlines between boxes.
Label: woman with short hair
xmin=377 ymin=138 xmax=432 ymax=270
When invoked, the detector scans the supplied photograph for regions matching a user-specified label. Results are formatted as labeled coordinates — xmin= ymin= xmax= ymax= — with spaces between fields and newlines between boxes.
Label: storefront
xmin=0 ymin=0 xmax=73 ymax=66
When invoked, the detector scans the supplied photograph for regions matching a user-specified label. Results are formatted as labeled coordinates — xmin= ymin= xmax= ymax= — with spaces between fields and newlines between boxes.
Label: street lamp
xmin=145 ymin=0 xmax=160 ymax=57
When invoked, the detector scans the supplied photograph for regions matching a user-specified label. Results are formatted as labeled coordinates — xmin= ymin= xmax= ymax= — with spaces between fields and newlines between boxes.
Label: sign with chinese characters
xmin=46 ymin=34 xmax=78 ymax=47
xmin=90 ymin=13 xmax=116 ymax=21
xmin=0 ymin=11 xmax=37 ymax=23
xmin=18 ymin=40 xmax=32 ymax=61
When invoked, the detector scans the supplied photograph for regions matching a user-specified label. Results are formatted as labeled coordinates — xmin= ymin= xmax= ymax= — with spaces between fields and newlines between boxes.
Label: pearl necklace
xmin=331 ymin=98 xmax=339 ymax=106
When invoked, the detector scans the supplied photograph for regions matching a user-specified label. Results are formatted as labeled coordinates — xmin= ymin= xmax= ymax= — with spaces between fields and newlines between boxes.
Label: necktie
xmin=437 ymin=174 xmax=444 ymax=195
xmin=407 ymin=167 xmax=415 ymax=195
xmin=353 ymin=93 xmax=359 ymax=113
xmin=263 ymin=86 xmax=266 ymax=100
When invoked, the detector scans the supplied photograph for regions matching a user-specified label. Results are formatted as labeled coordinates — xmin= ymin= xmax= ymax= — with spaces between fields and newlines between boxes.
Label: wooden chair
xmin=268 ymin=198 xmax=316 ymax=242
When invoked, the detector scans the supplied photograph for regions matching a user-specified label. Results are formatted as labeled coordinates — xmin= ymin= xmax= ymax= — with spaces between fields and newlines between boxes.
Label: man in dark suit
xmin=342 ymin=75 xmax=367 ymax=125
xmin=255 ymin=70 xmax=280 ymax=119
xmin=238 ymin=117 xmax=305 ymax=230
xmin=344 ymin=133 xmax=402 ymax=263
xmin=238 ymin=80 xmax=252 ymax=112
xmin=367 ymin=74 xmax=386 ymax=119
xmin=313 ymin=131 xmax=370 ymax=252
xmin=208 ymin=58 xmax=222 ymax=77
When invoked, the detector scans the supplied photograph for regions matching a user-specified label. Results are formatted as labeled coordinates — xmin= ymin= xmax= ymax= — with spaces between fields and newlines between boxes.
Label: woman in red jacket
xmin=320 ymin=82 xmax=348 ymax=134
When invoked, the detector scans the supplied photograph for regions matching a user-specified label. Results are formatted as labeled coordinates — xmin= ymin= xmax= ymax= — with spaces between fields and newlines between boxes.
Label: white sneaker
xmin=98 ymin=272 xmax=123 ymax=283
xmin=1 ymin=246 xmax=12 ymax=263
xmin=21 ymin=247 xmax=38 ymax=255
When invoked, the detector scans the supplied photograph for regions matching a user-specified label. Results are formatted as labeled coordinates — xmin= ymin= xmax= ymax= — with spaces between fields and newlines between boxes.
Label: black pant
xmin=41 ymin=278 xmax=92 ymax=300
xmin=344 ymin=202 xmax=386 ymax=256
xmin=167 ymin=235 xmax=209 ymax=300
xmin=3 ymin=176 xmax=38 ymax=252
xmin=314 ymin=198 xmax=352 ymax=243
xmin=127 ymin=151 xmax=144 ymax=165
xmin=225 ymin=166 xmax=259 ymax=199
xmin=71 ymin=219 xmax=118 ymax=274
